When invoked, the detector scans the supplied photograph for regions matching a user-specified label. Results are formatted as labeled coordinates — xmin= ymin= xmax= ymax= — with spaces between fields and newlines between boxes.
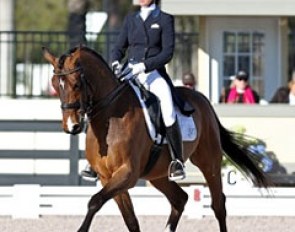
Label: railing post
xmin=69 ymin=134 xmax=80 ymax=185
xmin=185 ymin=185 xmax=205 ymax=219
xmin=12 ymin=184 xmax=40 ymax=219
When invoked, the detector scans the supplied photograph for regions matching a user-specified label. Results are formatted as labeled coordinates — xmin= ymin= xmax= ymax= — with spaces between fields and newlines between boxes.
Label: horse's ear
xmin=42 ymin=47 xmax=58 ymax=66
xmin=71 ymin=47 xmax=81 ymax=62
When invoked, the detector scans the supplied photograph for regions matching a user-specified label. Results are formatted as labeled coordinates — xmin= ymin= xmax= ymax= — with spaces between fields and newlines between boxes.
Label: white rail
xmin=1 ymin=184 xmax=295 ymax=219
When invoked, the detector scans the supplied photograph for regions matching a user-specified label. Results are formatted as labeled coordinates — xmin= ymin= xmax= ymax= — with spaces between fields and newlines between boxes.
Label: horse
xmin=42 ymin=45 xmax=268 ymax=232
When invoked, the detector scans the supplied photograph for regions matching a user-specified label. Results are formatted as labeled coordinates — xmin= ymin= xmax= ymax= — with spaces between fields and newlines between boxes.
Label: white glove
xmin=112 ymin=60 xmax=122 ymax=76
xmin=131 ymin=62 xmax=146 ymax=75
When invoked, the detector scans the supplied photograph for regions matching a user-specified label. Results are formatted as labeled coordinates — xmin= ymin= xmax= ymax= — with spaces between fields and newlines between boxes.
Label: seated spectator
xmin=219 ymin=75 xmax=235 ymax=103
xmin=221 ymin=70 xmax=260 ymax=104
xmin=182 ymin=72 xmax=197 ymax=90
xmin=270 ymin=76 xmax=295 ymax=105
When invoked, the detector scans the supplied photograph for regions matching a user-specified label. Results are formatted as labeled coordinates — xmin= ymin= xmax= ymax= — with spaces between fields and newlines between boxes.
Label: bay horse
xmin=42 ymin=46 xmax=268 ymax=232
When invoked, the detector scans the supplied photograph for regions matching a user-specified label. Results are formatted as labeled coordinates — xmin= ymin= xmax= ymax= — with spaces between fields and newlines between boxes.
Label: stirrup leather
xmin=168 ymin=159 xmax=186 ymax=181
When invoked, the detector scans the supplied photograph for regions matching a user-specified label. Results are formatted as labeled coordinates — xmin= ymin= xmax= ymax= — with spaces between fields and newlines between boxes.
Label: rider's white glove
xmin=131 ymin=62 xmax=146 ymax=75
xmin=112 ymin=60 xmax=122 ymax=76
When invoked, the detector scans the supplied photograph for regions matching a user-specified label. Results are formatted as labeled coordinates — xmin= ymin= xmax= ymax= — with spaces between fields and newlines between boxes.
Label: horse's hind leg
xmin=114 ymin=191 xmax=140 ymax=232
xmin=190 ymin=150 xmax=227 ymax=232
xmin=205 ymin=169 xmax=227 ymax=232
xmin=150 ymin=177 xmax=188 ymax=232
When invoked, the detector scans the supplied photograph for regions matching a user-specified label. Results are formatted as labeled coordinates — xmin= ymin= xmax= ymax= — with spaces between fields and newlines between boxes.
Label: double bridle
xmin=53 ymin=64 xmax=130 ymax=125
xmin=53 ymin=66 xmax=93 ymax=134
xmin=53 ymin=67 xmax=81 ymax=76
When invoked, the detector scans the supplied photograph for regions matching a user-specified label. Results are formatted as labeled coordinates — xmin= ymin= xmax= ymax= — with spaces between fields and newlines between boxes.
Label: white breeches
xmin=136 ymin=70 xmax=176 ymax=127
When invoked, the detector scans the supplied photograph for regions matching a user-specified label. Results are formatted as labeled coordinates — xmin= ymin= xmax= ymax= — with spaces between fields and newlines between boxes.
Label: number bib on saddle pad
xmin=129 ymin=82 xmax=197 ymax=144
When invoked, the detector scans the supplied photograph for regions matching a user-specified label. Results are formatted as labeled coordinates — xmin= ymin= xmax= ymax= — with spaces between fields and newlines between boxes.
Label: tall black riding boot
xmin=166 ymin=120 xmax=186 ymax=181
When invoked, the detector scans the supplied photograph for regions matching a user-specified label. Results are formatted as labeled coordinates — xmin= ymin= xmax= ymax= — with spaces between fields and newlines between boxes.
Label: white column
xmin=0 ymin=0 xmax=14 ymax=96
xmin=198 ymin=17 xmax=211 ymax=99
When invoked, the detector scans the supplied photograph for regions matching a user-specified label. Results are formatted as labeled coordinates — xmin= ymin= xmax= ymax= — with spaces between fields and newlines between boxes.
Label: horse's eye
xmin=74 ymin=83 xmax=81 ymax=90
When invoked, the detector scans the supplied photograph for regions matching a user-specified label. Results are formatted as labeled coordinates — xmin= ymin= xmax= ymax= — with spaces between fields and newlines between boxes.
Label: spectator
xmin=182 ymin=72 xmax=197 ymax=90
xmin=221 ymin=70 xmax=260 ymax=104
xmin=270 ymin=75 xmax=295 ymax=105
xmin=219 ymin=75 xmax=235 ymax=103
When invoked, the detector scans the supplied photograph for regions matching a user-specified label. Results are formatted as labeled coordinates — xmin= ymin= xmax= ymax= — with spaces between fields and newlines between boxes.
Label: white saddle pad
xmin=129 ymin=82 xmax=197 ymax=143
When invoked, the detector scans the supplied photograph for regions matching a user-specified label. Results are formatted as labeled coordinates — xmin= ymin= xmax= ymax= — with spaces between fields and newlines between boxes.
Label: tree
xmin=14 ymin=0 xmax=140 ymax=32
xmin=67 ymin=0 xmax=90 ymax=47
xmin=15 ymin=0 xmax=68 ymax=30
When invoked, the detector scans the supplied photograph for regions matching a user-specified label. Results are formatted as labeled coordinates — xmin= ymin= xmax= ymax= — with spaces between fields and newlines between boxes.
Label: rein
xmin=87 ymin=81 xmax=129 ymax=120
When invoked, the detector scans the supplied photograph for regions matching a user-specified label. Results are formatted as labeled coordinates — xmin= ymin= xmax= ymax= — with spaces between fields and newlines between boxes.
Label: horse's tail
xmin=216 ymin=116 xmax=269 ymax=188
xmin=192 ymin=91 xmax=269 ymax=188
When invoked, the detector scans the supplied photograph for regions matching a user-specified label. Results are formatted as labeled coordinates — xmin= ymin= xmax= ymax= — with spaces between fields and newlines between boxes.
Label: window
xmin=222 ymin=31 xmax=265 ymax=93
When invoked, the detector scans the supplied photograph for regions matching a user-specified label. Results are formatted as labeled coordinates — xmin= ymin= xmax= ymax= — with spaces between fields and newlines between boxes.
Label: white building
xmin=162 ymin=0 xmax=295 ymax=103
xmin=131 ymin=1 xmax=295 ymax=176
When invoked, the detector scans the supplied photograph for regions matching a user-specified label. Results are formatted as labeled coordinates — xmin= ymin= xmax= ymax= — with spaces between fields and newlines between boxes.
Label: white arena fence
xmin=1 ymin=184 xmax=295 ymax=219
xmin=1 ymin=100 xmax=295 ymax=219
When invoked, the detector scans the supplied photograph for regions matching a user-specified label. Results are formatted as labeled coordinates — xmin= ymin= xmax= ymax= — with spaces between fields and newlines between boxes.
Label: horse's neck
xmin=83 ymin=57 xmax=118 ymax=101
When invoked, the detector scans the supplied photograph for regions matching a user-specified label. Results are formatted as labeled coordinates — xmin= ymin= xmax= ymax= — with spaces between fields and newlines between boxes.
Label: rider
xmin=81 ymin=0 xmax=186 ymax=181
xmin=112 ymin=0 xmax=185 ymax=181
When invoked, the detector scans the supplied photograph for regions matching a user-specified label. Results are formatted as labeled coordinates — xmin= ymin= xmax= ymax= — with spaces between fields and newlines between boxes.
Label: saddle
xmin=118 ymin=65 xmax=195 ymax=118
xmin=131 ymin=77 xmax=165 ymax=140
xmin=118 ymin=69 xmax=197 ymax=176
xmin=130 ymin=78 xmax=197 ymax=176
xmin=159 ymin=68 xmax=195 ymax=117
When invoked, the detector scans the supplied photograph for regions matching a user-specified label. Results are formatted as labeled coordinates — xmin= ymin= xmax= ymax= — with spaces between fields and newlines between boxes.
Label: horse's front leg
xmin=77 ymin=189 xmax=103 ymax=232
xmin=114 ymin=191 xmax=140 ymax=232
xmin=77 ymin=165 xmax=139 ymax=232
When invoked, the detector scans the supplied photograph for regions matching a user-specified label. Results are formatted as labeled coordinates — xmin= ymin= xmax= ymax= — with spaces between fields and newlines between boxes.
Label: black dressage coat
xmin=112 ymin=7 xmax=194 ymax=115
xmin=111 ymin=7 xmax=174 ymax=74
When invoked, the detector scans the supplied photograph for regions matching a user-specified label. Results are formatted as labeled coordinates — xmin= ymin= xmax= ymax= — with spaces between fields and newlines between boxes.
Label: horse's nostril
xmin=72 ymin=124 xmax=81 ymax=134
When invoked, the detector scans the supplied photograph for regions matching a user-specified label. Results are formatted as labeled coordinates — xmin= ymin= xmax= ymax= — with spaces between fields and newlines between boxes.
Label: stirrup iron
xmin=168 ymin=159 xmax=186 ymax=181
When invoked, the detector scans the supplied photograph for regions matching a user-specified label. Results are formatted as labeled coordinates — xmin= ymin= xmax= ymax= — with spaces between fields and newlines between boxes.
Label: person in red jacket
xmin=224 ymin=70 xmax=260 ymax=104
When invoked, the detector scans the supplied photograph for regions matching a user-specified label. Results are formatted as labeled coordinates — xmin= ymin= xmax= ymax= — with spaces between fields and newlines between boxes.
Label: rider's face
xmin=139 ymin=0 xmax=154 ymax=7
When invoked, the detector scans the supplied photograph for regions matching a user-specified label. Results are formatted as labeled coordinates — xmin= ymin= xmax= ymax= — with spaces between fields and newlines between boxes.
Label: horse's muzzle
xmin=64 ymin=116 xmax=85 ymax=135
xmin=66 ymin=123 xmax=82 ymax=135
